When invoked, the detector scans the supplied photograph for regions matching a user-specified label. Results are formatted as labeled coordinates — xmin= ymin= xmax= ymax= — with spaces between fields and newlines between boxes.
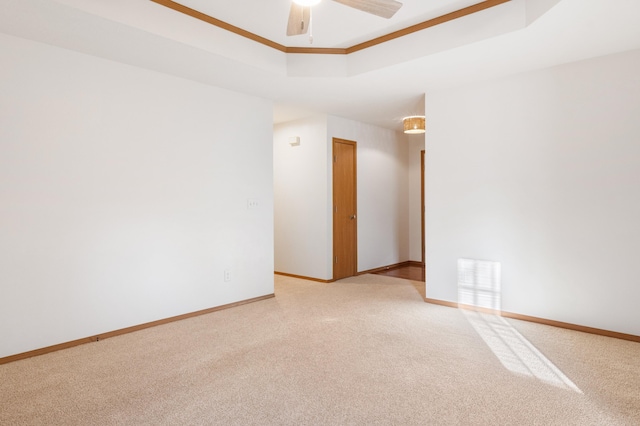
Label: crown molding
xmin=150 ymin=0 xmax=511 ymax=55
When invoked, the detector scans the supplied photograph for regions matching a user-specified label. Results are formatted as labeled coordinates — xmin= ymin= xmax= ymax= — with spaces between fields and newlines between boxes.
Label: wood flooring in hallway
xmin=372 ymin=263 xmax=425 ymax=282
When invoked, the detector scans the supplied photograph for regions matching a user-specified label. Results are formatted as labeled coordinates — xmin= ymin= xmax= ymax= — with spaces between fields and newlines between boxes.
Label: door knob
xmin=350 ymin=215 xmax=356 ymax=220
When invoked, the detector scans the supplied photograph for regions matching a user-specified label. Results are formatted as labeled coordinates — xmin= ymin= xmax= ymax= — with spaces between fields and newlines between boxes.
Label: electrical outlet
xmin=224 ymin=269 xmax=231 ymax=282
xmin=247 ymin=199 xmax=259 ymax=209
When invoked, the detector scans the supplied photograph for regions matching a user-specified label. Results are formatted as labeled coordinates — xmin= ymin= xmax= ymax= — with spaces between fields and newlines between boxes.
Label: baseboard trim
xmin=359 ymin=260 xmax=423 ymax=275
xmin=359 ymin=262 xmax=408 ymax=275
xmin=276 ymin=261 xmax=424 ymax=283
xmin=0 ymin=294 xmax=275 ymax=365
xmin=274 ymin=271 xmax=334 ymax=283
xmin=424 ymin=298 xmax=459 ymax=309
xmin=424 ymin=298 xmax=640 ymax=343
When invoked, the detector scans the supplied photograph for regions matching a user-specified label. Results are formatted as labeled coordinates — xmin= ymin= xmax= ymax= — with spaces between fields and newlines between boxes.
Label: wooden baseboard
xmin=274 ymin=271 xmax=334 ymax=283
xmin=277 ymin=261 xmax=424 ymax=283
xmin=359 ymin=260 xmax=425 ymax=275
xmin=424 ymin=298 xmax=458 ymax=309
xmin=0 ymin=294 xmax=275 ymax=365
xmin=424 ymin=298 xmax=640 ymax=343
xmin=358 ymin=262 xmax=406 ymax=275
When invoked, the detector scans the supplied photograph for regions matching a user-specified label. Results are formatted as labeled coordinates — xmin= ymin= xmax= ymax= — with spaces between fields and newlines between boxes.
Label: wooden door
xmin=333 ymin=138 xmax=357 ymax=280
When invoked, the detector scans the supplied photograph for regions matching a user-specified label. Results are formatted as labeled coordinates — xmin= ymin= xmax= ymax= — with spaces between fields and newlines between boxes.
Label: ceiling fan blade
xmin=331 ymin=0 xmax=403 ymax=19
xmin=287 ymin=3 xmax=311 ymax=36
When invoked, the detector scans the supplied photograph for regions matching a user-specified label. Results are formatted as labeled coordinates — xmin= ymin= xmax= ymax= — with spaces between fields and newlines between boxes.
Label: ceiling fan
xmin=287 ymin=0 xmax=403 ymax=42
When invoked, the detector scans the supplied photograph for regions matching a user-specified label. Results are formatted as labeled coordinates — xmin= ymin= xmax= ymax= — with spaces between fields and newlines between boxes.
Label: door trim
xmin=421 ymin=150 xmax=425 ymax=266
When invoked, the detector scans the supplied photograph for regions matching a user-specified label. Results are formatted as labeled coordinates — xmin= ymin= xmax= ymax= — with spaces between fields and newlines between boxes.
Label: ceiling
xmin=1 ymin=0 xmax=640 ymax=132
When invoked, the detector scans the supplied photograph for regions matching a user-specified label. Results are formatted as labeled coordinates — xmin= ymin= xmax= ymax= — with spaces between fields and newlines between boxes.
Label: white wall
xmin=0 ymin=33 xmax=274 ymax=358
xmin=328 ymin=116 xmax=409 ymax=272
xmin=425 ymin=48 xmax=640 ymax=335
xmin=273 ymin=116 xmax=331 ymax=280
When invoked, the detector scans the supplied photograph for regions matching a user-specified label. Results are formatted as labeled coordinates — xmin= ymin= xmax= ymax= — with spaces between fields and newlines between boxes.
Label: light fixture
xmin=403 ymin=116 xmax=425 ymax=134
xmin=293 ymin=0 xmax=321 ymax=6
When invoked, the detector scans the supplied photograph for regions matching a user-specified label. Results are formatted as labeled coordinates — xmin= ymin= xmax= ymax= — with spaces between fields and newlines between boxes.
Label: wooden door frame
xmin=421 ymin=150 xmax=425 ymax=266
xmin=332 ymin=138 xmax=358 ymax=281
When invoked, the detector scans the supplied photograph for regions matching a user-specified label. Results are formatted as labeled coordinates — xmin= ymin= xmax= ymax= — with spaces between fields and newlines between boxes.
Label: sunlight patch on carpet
xmin=464 ymin=310 xmax=582 ymax=393
xmin=457 ymin=258 xmax=581 ymax=392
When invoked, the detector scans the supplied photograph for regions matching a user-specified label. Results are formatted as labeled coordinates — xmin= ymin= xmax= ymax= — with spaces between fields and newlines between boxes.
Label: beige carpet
xmin=1 ymin=274 xmax=639 ymax=425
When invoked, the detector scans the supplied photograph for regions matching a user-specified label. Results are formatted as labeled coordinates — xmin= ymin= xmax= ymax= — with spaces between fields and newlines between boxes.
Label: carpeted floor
xmin=1 ymin=274 xmax=639 ymax=425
